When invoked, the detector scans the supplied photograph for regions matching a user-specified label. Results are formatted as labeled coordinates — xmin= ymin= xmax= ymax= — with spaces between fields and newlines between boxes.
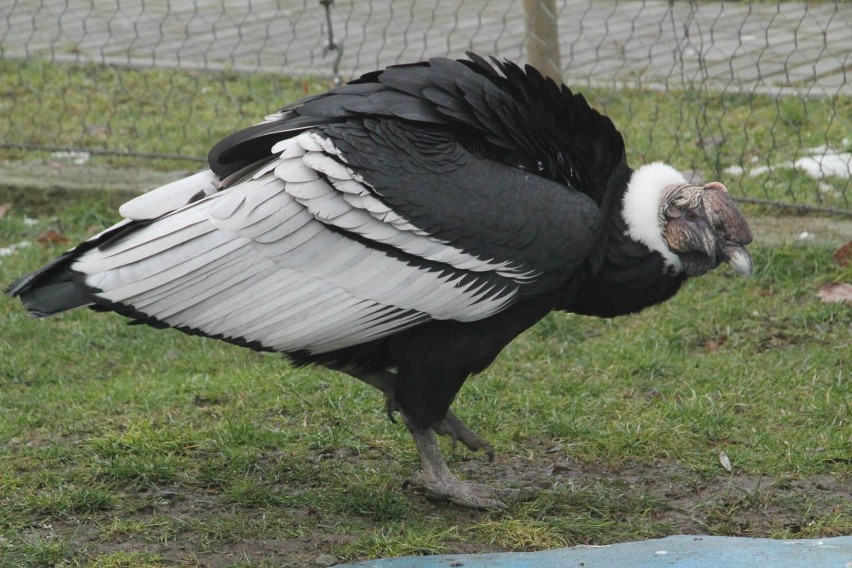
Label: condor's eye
xmin=686 ymin=211 xmax=699 ymax=221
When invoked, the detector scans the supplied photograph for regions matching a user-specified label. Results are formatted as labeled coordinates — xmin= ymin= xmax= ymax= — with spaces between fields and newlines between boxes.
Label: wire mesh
xmin=0 ymin=0 xmax=849 ymax=213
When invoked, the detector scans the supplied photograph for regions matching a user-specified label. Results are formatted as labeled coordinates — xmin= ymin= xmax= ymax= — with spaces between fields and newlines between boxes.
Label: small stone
xmin=315 ymin=553 xmax=337 ymax=567
xmin=718 ymin=451 xmax=732 ymax=472
xmin=333 ymin=446 xmax=356 ymax=460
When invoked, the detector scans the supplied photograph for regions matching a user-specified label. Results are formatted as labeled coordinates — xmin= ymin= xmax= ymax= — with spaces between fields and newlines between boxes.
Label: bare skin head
xmin=660 ymin=182 xmax=753 ymax=277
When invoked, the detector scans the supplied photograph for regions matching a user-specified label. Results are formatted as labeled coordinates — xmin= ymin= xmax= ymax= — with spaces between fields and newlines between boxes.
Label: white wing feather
xmin=119 ymin=170 xmax=218 ymax=221
xmin=72 ymin=131 xmax=529 ymax=354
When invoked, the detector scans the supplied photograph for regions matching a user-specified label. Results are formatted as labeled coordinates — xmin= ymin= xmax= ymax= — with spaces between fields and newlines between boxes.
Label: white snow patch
xmin=23 ymin=217 xmax=39 ymax=226
xmin=794 ymin=151 xmax=852 ymax=179
xmin=818 ymin=182 xmax=838 ymax=197
xmin=50 ymin=151 xmax=91 ymax=165
xmin=748 ymin=164 xmax=779 ymax=177
xmin=0 ymin=241 xmax=32 ymax=257
xmin=727 ymin=146 xmax=852 ymax=180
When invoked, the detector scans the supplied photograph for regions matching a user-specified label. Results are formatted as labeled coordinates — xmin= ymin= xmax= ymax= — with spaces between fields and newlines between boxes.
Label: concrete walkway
xmin=339 ymin=535 xmax=852 ymax=568
xmin=1 ymin=0 xmax=850 ymax=95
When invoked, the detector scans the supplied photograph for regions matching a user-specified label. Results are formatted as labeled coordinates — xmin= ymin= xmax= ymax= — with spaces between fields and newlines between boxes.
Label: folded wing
xmin=63 ymin=126 xmax=599 ymax=355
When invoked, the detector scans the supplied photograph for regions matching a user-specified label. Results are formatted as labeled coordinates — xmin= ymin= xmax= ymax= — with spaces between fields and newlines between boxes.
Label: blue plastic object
xmin=341 ymin=535 xmax=852 ymax=568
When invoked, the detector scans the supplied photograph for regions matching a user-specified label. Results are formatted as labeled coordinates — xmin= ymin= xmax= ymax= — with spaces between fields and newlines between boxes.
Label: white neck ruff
xmin=621 ymin=162 xmax=686 ymax=273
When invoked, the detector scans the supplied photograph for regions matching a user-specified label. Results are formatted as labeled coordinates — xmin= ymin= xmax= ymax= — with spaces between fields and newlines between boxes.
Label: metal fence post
xmin=524 ymin=0 xmax=561 ymax=82
xmin=319 ymin=0 xmax=343 ymax=86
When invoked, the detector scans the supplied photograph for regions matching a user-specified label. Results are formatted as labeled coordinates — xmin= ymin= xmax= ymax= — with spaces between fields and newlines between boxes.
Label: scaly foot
xmin=404 ymin=420 xmax=518 ymax=510
xmin=405 ymin=468 xmax=519 ymax=510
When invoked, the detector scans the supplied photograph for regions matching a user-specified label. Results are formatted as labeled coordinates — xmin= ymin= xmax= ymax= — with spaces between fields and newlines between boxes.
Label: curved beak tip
xmin=726 ymin=246 xmax=753 ymax=277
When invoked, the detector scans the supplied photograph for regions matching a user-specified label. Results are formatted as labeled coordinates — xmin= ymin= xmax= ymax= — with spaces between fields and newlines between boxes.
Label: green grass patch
xmin=0 ymin=59 xmax=328 ymax=165
xmin=1 ymin=59 xmax=850 ymax=211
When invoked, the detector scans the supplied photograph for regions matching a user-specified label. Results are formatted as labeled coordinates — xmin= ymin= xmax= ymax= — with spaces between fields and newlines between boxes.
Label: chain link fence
xmin=1 ymin=0 xmax=850 ymax=214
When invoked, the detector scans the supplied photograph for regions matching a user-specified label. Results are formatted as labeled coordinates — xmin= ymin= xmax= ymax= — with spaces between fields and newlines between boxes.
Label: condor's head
xmin=622 ymin=162 xmax=753 ymax=277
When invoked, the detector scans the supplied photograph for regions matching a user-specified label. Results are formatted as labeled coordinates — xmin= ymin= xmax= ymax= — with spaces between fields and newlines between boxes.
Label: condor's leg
xmin=345 ymin=368 xmax=494 ymax=459
xmin=434 ymin=409 xmax=494 ymax=460
xmin=340 ymin=366 xmax=509 ymax=507
xmin=403 ymin=415 xmax=517 ymax=510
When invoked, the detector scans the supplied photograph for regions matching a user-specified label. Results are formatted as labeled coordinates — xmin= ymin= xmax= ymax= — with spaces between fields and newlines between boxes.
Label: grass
xmin=1 ymin=58 xmax=850 ymax=211
xmin=0 ymin=191 xmax=849 ymax=566
xmin=0 ymin=59 xmax=850 ymax=565
xmin=0 ymin=59 xmax=327 ymax=170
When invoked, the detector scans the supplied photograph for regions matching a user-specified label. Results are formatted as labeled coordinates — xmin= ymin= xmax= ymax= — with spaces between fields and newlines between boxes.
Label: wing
xmin=11 ymin=55 xmax=614 ymax=356
xmin=209 ymin=55 xmax=627 ymax=205
xmin=63 ymin=124 xmax=600 ymax=355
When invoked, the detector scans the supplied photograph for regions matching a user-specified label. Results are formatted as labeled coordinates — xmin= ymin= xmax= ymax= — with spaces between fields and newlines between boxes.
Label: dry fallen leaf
xmin=834 ymin=241 xmax=852 ymax=267
xmin=719 ymin=451 xmax=732 ymax=472
xmin=36 ymin=229 xmax=71 ymax=245
xmin=0 ymin=202 xmax=12 ymax=219
xmin=817 ymin=283 xmax=852 ymax=304
xmin=704 ymin=335 xmax=727 ymax=352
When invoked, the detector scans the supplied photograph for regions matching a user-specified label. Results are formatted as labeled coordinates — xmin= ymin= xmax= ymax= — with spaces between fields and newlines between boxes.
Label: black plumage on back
xmin=8 ymin=54 xmax=752 ymax=509
xmin=210 ymin=54 xmax=624 ymax=201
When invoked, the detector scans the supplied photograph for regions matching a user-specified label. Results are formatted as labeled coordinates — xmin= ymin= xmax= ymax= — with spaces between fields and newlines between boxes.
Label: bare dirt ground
xmin=40 ymin=443 xmax=849 ymax=567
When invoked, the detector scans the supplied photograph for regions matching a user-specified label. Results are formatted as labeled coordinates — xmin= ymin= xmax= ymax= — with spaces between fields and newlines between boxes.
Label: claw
xmin=384 ymin=394 xmax=398 ymax=424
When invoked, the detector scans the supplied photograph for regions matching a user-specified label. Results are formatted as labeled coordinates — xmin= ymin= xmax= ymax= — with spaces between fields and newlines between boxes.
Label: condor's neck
xmin=558 ymin=171 xmax=688 ymax=318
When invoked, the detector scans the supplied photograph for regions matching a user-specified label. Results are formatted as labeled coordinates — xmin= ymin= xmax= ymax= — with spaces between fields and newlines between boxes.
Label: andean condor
xmin=8 ymin=54 xmax=753 ymax=509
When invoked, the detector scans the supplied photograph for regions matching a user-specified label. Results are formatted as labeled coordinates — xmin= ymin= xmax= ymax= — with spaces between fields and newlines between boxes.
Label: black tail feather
xmin=6 ymin=253 xmax=92 ymax=317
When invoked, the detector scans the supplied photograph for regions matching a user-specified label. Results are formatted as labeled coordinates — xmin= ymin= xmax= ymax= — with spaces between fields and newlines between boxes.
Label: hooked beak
xmin=702 ymin=184 xmax=753 ymax=277
xmin=723 ymin=244 xmax=753 ymax=276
